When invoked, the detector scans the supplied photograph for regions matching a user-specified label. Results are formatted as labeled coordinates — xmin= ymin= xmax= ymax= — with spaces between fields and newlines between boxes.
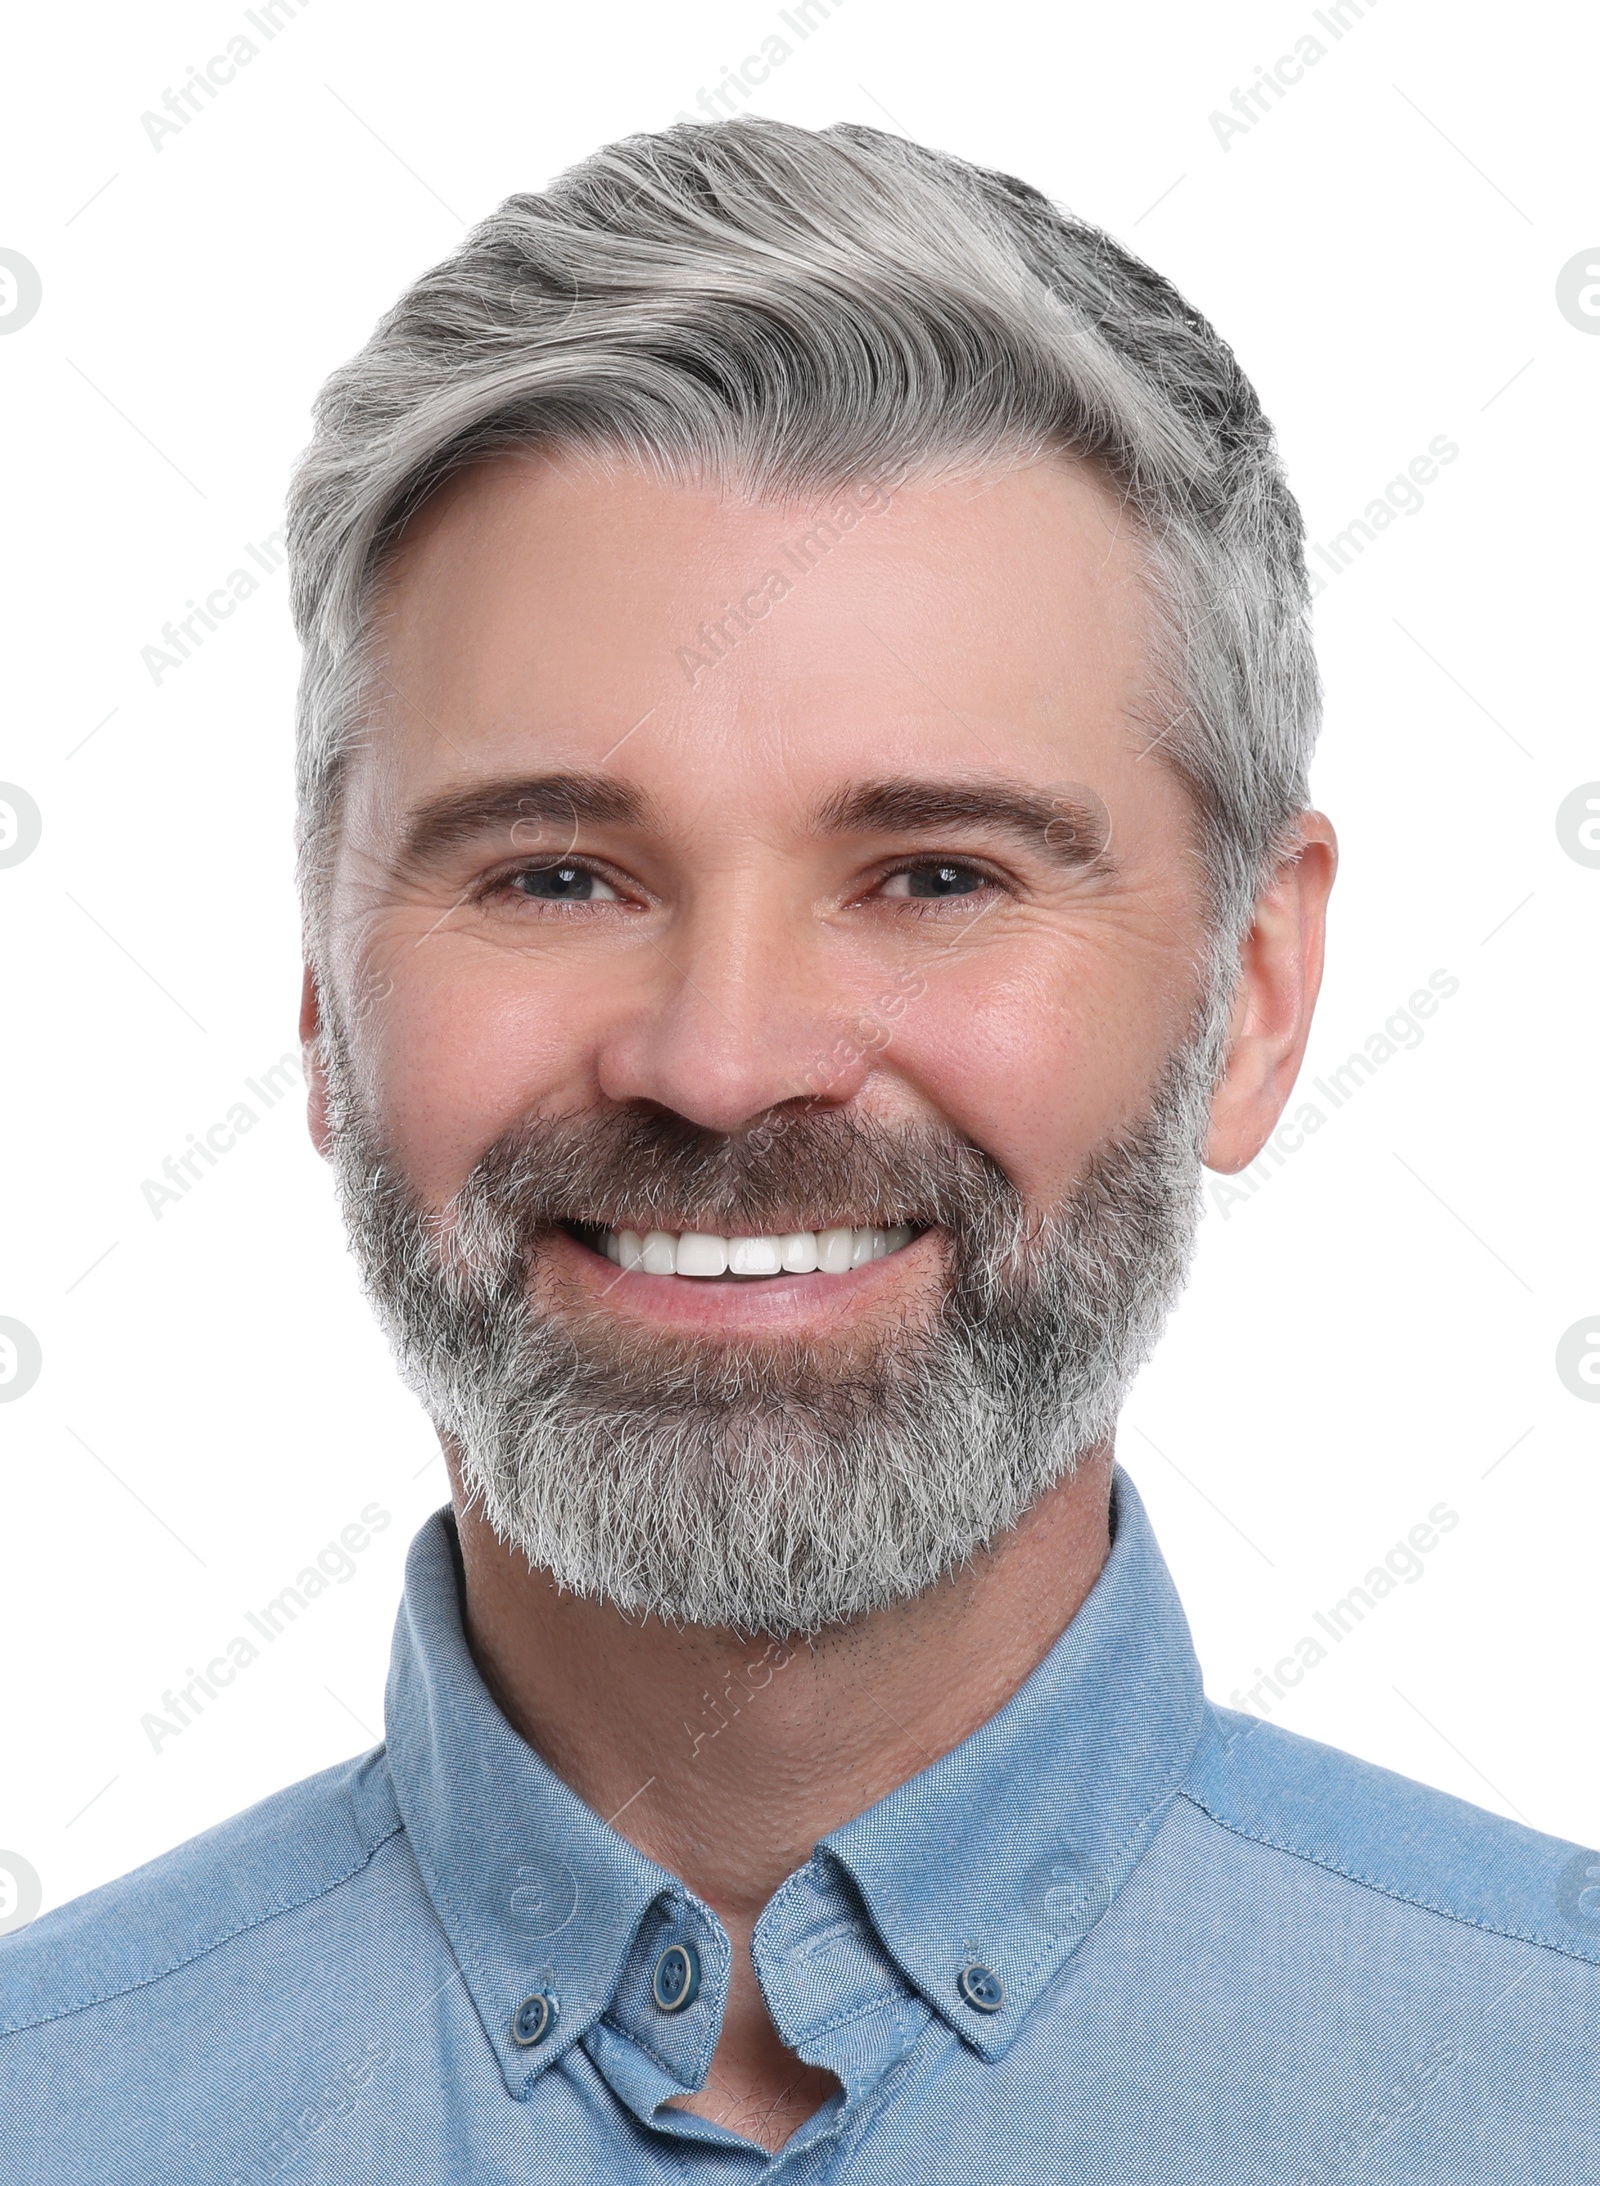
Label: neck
xmin=446 ymin=1443 xmax=1116 ymax=1922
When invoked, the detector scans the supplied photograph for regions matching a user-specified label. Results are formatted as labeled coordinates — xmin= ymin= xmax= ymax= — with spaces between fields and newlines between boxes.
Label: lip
xmin=542 ymin=1223 xmax=944 ymax=1332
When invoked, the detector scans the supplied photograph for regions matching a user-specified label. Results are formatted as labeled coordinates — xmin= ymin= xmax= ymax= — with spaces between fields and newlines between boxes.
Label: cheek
xmin=357 ymin=964 xmax=588 ymax=1200
xmin=884 ymin=953 xmax=1179 ymax=1203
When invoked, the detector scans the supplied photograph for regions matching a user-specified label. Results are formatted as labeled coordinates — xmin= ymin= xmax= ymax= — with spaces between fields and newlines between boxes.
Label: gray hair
xmin=286 ymin=116 xmax=1319 ymax=986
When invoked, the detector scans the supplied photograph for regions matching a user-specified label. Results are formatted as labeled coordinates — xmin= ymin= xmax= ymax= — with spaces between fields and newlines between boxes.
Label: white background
xmin=1 ymin=0 xmax=1596 ymax=1921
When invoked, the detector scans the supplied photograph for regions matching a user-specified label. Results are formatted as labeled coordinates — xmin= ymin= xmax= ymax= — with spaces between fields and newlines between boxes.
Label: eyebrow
xmin=811 ymin=777 xmax=1112 ymax=868
xmin=392 ymin=768 xmax=1112 ymax=875
xmin=395 ymin=772 xmax=657 ymax=872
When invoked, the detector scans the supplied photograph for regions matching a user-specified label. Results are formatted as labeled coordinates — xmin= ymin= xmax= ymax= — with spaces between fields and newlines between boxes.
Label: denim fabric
xmin=4 ymin=1468 xmax=1598 ymax=2182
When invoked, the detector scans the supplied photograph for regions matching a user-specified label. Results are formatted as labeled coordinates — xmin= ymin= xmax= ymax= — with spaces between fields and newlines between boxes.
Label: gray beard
xmin=318 ymin=989 xmax=1230 ymax=1636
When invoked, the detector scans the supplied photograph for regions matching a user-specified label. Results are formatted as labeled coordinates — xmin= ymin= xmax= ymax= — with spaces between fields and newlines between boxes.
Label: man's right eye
xmin=509 ymin=863 xmax=620 ymax=902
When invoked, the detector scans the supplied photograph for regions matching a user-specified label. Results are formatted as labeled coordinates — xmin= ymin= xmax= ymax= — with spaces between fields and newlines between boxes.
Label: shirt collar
xmin=800 ymin=1464 xmax=1206 ymax=2059
xmin=382 ymin=1514 xmax=698 ymax=2099
xmin=382 ymin=1465 xmax=1204 ymax=2094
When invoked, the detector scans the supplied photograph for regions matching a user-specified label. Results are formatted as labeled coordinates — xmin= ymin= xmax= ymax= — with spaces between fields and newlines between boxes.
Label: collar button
xmin=957 ymin=1963 xmax=1005 ymax=2014
xmin=511 ymin=1989 xmax=558 ymax=2046
xmin=650 ymin=1940 xmax=702 ymax=2012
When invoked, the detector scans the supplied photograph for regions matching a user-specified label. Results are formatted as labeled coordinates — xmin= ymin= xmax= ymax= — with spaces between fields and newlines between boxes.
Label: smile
xmin=567 ymin=1224 xmax=919 ymax=1279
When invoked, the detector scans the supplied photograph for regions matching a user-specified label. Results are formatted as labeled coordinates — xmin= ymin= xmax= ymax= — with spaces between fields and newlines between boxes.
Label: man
xmin=3 ymin=117 xmax=1594 ymax=2182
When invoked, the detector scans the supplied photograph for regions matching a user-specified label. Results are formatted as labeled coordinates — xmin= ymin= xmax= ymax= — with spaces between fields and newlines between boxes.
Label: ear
xmin=300 ymin=963 xmax=333 ymax=1160
xmin=1204 ymin=813 xmax=1338 ymax=1172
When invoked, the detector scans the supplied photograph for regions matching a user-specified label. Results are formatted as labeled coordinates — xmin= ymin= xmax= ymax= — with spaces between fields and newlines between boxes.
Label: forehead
xmin=351 ymin=444 xmax=1165 ymax=831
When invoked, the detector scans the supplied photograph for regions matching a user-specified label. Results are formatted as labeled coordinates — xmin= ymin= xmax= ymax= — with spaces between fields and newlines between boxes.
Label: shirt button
xmin=511 ymin=1989 xmax=558 ymax=2046
xmin=957 ymin=1963 xmax=1006 ymax=2013
xmin=650 ymin=1940 xmax=702 ymax=2012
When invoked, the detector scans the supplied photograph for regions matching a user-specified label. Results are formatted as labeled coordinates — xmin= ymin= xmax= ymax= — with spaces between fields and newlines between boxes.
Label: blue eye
xmin=512 ymin=863 xmax=618 ymax=902
xmin=883 ymin=863 xmax=987 ymax=899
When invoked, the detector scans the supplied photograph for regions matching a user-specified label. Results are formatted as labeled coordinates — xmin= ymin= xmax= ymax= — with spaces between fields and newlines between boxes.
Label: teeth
xmin=816 ymin=1226 xmax=855 ymax=1274
xmin=675 ymin=1233 xmax=728 ymax=1278
xmin=598 ymin=1224 xmax=915 ymax=1278
xmin=727 ymin=1235 xmax=783 ymax=1275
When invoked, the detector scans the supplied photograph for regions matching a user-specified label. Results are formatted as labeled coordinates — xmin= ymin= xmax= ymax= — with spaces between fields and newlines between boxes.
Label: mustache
xmin=444 ymin=1102 xmax=1024 ymax=1248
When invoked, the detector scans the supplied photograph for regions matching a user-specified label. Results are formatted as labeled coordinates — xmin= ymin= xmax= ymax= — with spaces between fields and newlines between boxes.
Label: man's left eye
xmin=880 ymin=862 xmax=989 ymax=900
xmin=511 ymin=863 xmax=620 ymax=902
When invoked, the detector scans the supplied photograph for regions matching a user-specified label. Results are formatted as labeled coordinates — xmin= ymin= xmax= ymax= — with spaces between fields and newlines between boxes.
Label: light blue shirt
xmin=4 ymin=1469 xmax=1598 ymax=2182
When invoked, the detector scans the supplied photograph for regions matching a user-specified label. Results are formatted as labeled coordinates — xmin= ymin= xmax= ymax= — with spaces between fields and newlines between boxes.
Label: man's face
xmin=326 ymin=448 xmax=1209 ymax=1233
xmin=308 ymin=446 xmax=1231 ymax=1630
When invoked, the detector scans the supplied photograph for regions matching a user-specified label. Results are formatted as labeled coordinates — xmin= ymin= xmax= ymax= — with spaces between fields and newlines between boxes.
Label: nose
xmin=593 ymin=891 xmax=877 ymax=1135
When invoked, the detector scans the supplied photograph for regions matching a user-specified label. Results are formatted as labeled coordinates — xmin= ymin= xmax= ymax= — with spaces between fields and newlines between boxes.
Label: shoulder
xmin=1180 ymin=1700 xmax=1600 ymax=1971
xmin=0 ymin=1745 xmax=404 ymax=2040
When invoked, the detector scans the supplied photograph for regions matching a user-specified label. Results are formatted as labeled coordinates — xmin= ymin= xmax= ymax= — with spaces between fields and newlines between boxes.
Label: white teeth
xmin=597 ymin=1223 xmax=916 ymax=1278
xmin=815 ymin=1226 xmax=855 ymax=1273
xmin=674 ymin=1233 xmax=729 ymax=1278
xmin=727 ymin=1235 xmax=783 ymax=1275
